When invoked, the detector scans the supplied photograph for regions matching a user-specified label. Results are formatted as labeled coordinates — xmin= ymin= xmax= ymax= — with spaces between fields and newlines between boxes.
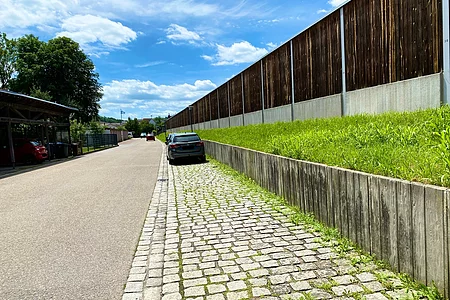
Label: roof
xmin=0 ymin=90 xmax=78 ymax=116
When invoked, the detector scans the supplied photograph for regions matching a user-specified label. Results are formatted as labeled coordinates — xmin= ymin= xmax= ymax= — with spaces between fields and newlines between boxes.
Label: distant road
xmin=0 ymin=138 xmax=162 ymax=300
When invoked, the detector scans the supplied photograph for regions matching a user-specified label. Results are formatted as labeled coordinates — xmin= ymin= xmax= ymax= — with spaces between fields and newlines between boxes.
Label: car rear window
xmin=30 ymin=141 xmax=40 ymax=146
xmin=173 ymin=135 xmax=200 ymax=143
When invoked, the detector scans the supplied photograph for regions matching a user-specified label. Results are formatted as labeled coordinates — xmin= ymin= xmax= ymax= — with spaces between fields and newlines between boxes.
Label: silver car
xmin=166 ymin=132 xmax=206 ymax=164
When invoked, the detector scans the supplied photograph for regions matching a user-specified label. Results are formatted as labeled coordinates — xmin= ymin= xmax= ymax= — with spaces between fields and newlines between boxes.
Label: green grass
xmin=185 ymin=106 xmax=450 ymax=188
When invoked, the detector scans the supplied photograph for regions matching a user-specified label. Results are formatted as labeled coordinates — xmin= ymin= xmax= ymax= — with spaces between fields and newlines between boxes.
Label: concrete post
xmin=261 ymin=60 xmax=265 ymax=124
xmin=290 ymin=40 xmax=295 ymax=121
xmin=340 ymin=7 xmax=347 ymax=116
xmin=217 ymin=90 xmax=220 ymax=127
xmin=241 ymin=73 xmax=245 ymax=126
xmin=443 ymin=0 xmax=450 ymax=105
xmin=227 ymin=82 xmax=231 ymax=128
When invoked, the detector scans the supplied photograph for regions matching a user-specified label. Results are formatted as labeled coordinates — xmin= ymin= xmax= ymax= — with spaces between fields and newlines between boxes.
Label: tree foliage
xmin=140 ymin=120 xmax=155 ymax=134
xmin=70 ymin=119 xmax=86 ymax=143
xmin=99 ymin=116 xmax=122 ymax=123
xmin=124 ymin=117 xmax=140 ymax=137
xmin=88 ymin=121 xmax=105 ymax=135
xmin=2 ymin=33 xmax=102 ymax=122
xmin=0 ymin=32 xmax=17 ymax=89
xmin=30 ymin=87 xmax=52 ymax=101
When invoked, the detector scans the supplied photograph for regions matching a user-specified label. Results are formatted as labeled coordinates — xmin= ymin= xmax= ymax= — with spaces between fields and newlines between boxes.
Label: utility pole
xmin=120 ymin=110 xmax=125 ymax=123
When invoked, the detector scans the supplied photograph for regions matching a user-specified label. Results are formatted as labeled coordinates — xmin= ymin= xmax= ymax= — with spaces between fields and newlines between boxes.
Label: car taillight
xmin=170 ymin=144 xmax=179 ymax=149
xmin=196 ymin=142 xmax=204 ymax=146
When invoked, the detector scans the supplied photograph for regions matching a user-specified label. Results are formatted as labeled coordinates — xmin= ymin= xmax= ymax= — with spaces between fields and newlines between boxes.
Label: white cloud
xmin=317 ymin=9 xmax=328 ymax=14
xmin=204 ymin=41 xmax=269 ymax=66
xmin=165 ymin=24 xmax=202 ymax=42
xmin=266 ymin=42 xmax=278 ymax=50
xmin=135 ymin=61 xmax=166 ymax=68
xmin=201 ymin=55 xmax=214 ymax=61
xmin=0 ymin=0 xmax=68 ymax=29
xmin=328 ymin=0 xmax=347 ymax=7
xmin=139 ymin=1 xmax=219 ymax=18
xmin=101 ymin=79 xmax=217 ymax=117
xmin=57 ymin=15 xmax=137 ymax=48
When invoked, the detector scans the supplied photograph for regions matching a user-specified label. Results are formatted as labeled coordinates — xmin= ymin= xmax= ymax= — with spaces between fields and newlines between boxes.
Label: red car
xmin=0 ymin=138 xmax=48 ymax=165
xmin=146 ymin=134 xmax=155 ymax=141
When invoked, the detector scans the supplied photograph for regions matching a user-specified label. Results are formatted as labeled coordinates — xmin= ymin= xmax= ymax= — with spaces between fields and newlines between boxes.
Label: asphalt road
xmin=0 ymin=138 xmax=163 ymax=300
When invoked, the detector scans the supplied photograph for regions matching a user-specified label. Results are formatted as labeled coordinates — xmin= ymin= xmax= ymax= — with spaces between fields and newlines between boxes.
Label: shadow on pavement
xmin=0 ymin=157 xmax=82 ymax=180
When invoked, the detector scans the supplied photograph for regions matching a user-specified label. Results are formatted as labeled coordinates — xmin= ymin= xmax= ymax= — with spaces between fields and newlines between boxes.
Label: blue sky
xmin=1 ymin=0 xmax=347 ymax=120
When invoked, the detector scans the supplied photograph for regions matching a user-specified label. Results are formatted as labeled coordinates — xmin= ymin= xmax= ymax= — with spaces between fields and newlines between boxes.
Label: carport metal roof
xmin=0 ymin=90 xmax=78 ymax=126
xmin=0 ymin=90 xmax=78 ymax=168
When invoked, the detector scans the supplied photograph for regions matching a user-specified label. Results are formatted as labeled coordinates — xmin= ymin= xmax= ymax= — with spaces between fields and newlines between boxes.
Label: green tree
xmin=10 ymin=34 xmax=44 ymax=94
xmin=99 ymin=116 xmax=122 ymax=123
xmin=30 ymin=87 xmax=52 ymax=101
xmin=70 ymin=119 xmax=86 ymax=143
xmin=139 ymin=120 xmax=155 ymax=134
xmin=0 ymin=32 xmax=17 ymax=89
xmin=153 ymin=116 xmax=166 ymax=131
xmin=12 ymin=35 xmax=102 ymax=122
xmin=124 ymin=117 xmax=140 ymax=137
xmin=88 ymin=121 xmax=105 ymax=135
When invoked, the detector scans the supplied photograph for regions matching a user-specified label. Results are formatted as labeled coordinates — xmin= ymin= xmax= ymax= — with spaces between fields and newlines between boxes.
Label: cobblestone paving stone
xmin=123 ymin=155 xmax=419 ymax=300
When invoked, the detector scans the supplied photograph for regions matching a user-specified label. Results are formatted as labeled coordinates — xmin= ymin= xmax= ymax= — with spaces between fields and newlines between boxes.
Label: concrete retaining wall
xmin=230 ymin=115 xmax=243 ymax=127
xmin=347 ymin=73 xmax=442 ymax=115
xmin=168 ymin=74 xmax=443 ymax=133
xmin=204 ymin=140 xmax=450 ymax=298
xmin=244 ymin=111 xmax=263 ymax=125
xmin=219 ymin=118 xmax=229 ymax=128
xmin=210 ymin=120 xmax=219 ymax=129
xmin=294 ymin=95 xmax=342 ymax=121
xmin=265 ymin=105 xmax=292 ymax=124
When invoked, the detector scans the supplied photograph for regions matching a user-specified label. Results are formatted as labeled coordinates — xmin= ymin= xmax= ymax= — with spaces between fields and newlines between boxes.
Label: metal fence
xmin=82 ymin=134 xmax=118 ymax=153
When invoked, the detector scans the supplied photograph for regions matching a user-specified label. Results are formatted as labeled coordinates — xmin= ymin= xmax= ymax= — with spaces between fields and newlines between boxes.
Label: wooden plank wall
xmin=292 ymin=11 xmax=342 ymax=102
xmin=205 ymin=140 xmax=450 ymax=298
xmin=218 ymin=84 xmax=229 ymax=119
xmin=344 ymin=0 xmax=442 ymax=91
xmin=243 ymin=63 xmax=262 ymax=113
xmin=204 ymin=96 xmax=210 ymax=122
xmin=210 ymin=92 xmax=218 ymax=121
xmin=263 ymin=43 xmax=292 ymax=108
xmin=166 ymin=0 xmax=443 ymax=129
xmin=229 ymin=76 xmax=243 ymax=116
xmin=193 ymin=101 xmax=199 ymax=124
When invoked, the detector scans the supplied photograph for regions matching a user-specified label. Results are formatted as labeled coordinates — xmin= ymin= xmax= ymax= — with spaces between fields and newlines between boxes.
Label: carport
xmin=0 ymin=90 xmax=78 ymax=168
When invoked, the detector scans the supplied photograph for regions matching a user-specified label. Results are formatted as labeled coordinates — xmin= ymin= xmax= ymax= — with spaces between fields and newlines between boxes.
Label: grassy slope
xmin=192 ymin=106 xmax=450 ymax=188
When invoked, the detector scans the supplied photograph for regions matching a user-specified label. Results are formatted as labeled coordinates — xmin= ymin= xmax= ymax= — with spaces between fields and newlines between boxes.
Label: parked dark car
xmin=0 ymin=138 xmax=48 ymax=165
xmin=166 ymin=133 xmax=205 ymax=164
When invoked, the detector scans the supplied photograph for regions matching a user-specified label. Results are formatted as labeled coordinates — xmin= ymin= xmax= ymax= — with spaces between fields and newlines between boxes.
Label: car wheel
xmin=200 ymin=155 xmax=206 ymax=163
xmin=169 ymin=158 xmax=175 ymax=165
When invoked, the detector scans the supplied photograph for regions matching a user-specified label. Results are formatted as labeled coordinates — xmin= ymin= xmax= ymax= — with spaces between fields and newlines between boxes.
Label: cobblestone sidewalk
xmin=123 ymin=156 xmax=418 ymax=300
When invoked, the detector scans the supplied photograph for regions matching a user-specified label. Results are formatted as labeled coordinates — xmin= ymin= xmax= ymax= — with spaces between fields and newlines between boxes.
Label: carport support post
xmin=67 ymin=119 xmax=72 ymax=156
xmin=45 ymin=125 xmax=51 ymax=160
xmin=68 ymin=117 xmax=72 ymax=145
xmin=7 ymin=121 xmax=15 ymax=169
